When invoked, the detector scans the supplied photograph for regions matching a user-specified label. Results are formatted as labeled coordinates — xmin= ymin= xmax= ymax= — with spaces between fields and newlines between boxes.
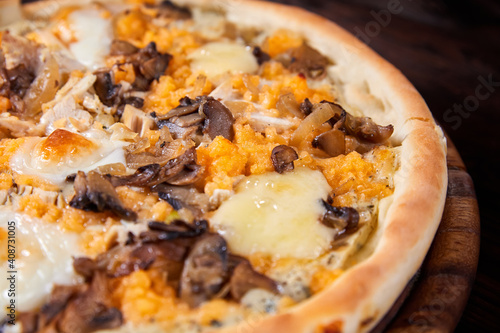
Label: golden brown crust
xmin=20 ymin=1 xmax=448 ymax=332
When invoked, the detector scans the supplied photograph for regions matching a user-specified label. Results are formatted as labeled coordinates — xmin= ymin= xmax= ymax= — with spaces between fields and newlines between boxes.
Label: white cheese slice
xmin=0 ymin=211 xmax=83 ymax=312
xmin=188 ymin=42 xmax=258 ymax=79
xmin=211 ymin=168 xmax=334 ymax=259
xmin=10 ymin=129 xmax=128 ymax=186
xmin=68 ymin=9 xmax=112 ymax=70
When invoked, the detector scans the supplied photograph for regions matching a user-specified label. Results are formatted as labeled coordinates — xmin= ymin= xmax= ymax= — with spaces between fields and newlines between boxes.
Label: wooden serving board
xmin=372 ymin=137 xmax=480 ymax=332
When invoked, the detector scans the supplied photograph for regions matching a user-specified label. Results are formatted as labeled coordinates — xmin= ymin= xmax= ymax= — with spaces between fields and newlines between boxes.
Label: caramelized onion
xmin=290 ymin=102 xmax=337 ymax=147
xmin=21 ymin=54 xmax=60 ymax=116
xmin=276 ymin=93 xmax=303 ymax=118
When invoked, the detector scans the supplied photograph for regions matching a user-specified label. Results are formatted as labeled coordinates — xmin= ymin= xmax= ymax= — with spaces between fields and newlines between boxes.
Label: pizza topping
xmin=153 ymin=183 xmax=210 ymax=216
xmin=313 ymin=128 xmax=345 ymax=157
xmin=229 ymin=259 xmax=280 ymax=301
xmin=109 ymin=40 xmax=139 ymax=56
xmin=252 ymin=46 xmax=271 ymax=65
xmin=271 ymin=145 xmax=298 ymax=174
xmin=211 ymin=168 xmax=335 ymax=259
xmin=146 ymin=0 xmax=192 ymax=21
xmin=95 ymin=41 xmax=172 ymax=107
xmin=286 ymin=44 xmax=330 ymax=79
xmin=180 ymin=233 xmax=229 ymax=307
xmin=0 ymin=33 xmax=60 ymax=117
xmin=94 ymin=71 xmax=121 ymax=107
xmin=154 ymin=95 xmax=235 ymax=141
xmin=17 ymin=272 xmax=123 ymax=333
xmin=69 ymin=170 xmax=137 ymax=220
xmin=276 ymin=92 xmax=304 ymax=118
xmin=321 ymin=200 xmax=360 ymax=238
xmin=299 ymin=97 xmax=314 ymax=116
xmin=188 ymin=42 xmax=259 ymax=79
xmin=201 ymin=97 xmax=235 ymax=141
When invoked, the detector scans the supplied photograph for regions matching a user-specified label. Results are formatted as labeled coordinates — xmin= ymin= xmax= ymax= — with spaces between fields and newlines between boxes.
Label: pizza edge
xmin=20 ymin=1 xmax=449 ymax=332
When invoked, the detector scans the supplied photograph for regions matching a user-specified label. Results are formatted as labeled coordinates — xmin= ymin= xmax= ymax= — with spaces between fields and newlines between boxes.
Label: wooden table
xmin=17 ymin=0 xmax=500 ymax=331
xmin=268 ymin=0 xmax=499 ymax=331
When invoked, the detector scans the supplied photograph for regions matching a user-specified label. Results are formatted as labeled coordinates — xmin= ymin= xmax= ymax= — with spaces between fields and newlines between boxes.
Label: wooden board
xmin=372 ymin=137 xmax=480 ymax=332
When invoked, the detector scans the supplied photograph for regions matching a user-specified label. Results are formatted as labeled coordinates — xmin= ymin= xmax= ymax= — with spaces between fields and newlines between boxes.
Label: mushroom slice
xmin=94 ymin=71 xmax=121 ymax=107
xmin=180 ymin=233 xmax=229 ymax=307
xmin=110 ymin=40 xmax=139 ymax=56
xmin=141 ymin=220 xmax=208 ymax=242
xmin=345 ymin=116 xmax=394 ymax=144
xmin=154 ymin=0 xmax=192 ymax=20
xmin=153 ymin=183 xmax=210 ymax=215
xmin=165 ymin=163 xmax=204 ymax=186
xmin=312 ymin=129 xmax=345 ymax=157
xmin=229 ymin=259 xmax=280 ymax=301
xmin=288 ymin=44 xmax=330 ymax=79
xmin=171 ymin=113 xmax=205 ymax=127
xmin=202 ymin=98 xmax=235 ymax=141
xmin=57 ymin=272 xmax=123 ymax=333
xmin=69 ymin=171 xmax=137 ymax=220
xmin=154 ymin=96 xmax=202 ymax=121
xmin=252 ymin=46 xmax=270 ymax=65
xmin=108 ymin=164 xmax=161 ymax=187
xmin=299 ymin=98 xmax=314 ymax=116
xmin=151 ymin=147 xmax=203 ymax=186
xmin=20 ymin=272 xmax=123 ymax=333
xmin=321 ymin=200 xmax=359 ymax=238
xmin=320 ymin=101 xmax=394 ymax=144
xmin=271 ymin=145 xmax=299 ymax=174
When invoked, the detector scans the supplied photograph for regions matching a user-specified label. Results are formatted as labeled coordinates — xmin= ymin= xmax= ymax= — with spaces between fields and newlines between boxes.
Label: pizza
xmin=0 ymin=1 xmax=447 ymax=332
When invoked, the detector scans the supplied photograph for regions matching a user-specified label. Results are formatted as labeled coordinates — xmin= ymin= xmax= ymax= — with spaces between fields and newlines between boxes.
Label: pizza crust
xmin=19 ymin=1 xmax=448 ymax=332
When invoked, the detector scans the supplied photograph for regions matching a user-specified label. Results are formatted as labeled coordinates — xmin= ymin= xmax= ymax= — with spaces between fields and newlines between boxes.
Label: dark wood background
xmin=19 ymin=0 xmax=500 ymax=331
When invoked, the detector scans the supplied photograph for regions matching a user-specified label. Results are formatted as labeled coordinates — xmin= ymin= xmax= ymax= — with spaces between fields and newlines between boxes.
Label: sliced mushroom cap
xmin=94 ymin=71 xmax=121 ymax=107
xmin=69 ymin=171 xmax=137 ymax=220
xmin=110 ymin=40 xmax=139 ymax=56
xmin=312 ymin=129 xmax=345 ymax=157
xmin=229 ymin=259 xmax=279 ymax=301
xmin=139 ymin=53 xmax=171 ymax=82
xmin=108 ymin=164 xmax=161 ymax=187
xmin=252 ymin=46 xmax=270 ymax=65
xmin=120 ymin=146 xmax=204 ymax=187
xmin=271 ymin=145 xmax=298 ymax=174
xmin=321 ymin=200 xmax=359 ymax=238
xmin=299 ymin=98 xmax=314 ymax=116
xmin=152 ymin=147 xmax=204 ymax=186
xmin=142 ymin=220 xmax=208 ymax=242
xmin=19 ymin=273 xmax=123 ymax=333
xmin=288 ymin=44 xmax=330 ymax=79
xmin=153 ymin=184 xmax=210 ymax=216
xmin=180 ymin=233 xmax=229 ymax=307
xmin=202 ymin=98 xmax=235 ymax=141
xmin=155 ymin=96 xmax=202 ymax=121
xmin=146 ymin=0 xmax=192 ymax=20
xmin=320 ymin=100 xmax=394 ymax=144
xmin=57 ymin=272 xmax=123 ymax=333
xmin=345 ymin=116 xmax=394 ymax=144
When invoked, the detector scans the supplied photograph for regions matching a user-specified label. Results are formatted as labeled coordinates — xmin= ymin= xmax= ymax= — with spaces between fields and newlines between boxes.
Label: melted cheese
xmin=211 ymin=168 xmax=334 ymax=259
xmin=10 ymin=129 xmax=127 ymax=185
xmin=188 ymin=42 xmax=258 ymax=79
xmin=0 ymin=211 xmax=83 ymax=312
xmin=68 ymin=9 xmax=112 ymax=70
